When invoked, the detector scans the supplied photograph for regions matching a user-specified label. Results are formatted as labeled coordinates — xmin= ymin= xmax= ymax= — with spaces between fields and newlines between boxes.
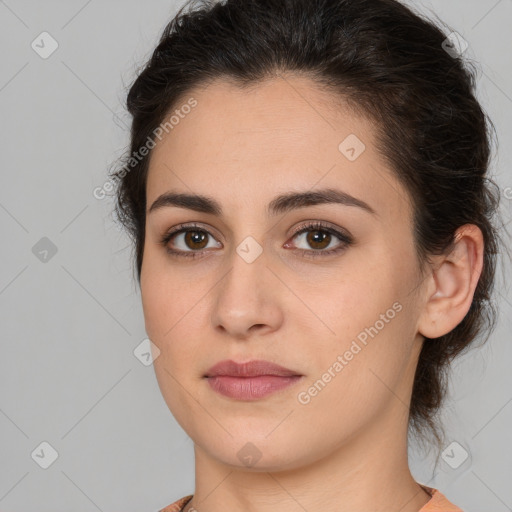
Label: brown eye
xmin=183 ymin=230 xmax=209 ymax=250
xmin=304 ymin=230 xmax=332 ymax=250
xmin=160 ymin=224 xmax=222 ymax=258
xmin=287 ymin=221 xmax=354 ymax=258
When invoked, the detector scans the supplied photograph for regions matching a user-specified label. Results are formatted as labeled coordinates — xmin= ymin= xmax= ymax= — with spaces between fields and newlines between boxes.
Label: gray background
xmin=0 ymin=0 xmax=511 ymax=510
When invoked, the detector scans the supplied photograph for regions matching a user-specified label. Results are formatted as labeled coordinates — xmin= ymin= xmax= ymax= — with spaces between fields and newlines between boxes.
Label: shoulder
xmin=159 ymin=488 xmax=463 ymax=512
xmin=159 ymin=494 xmax=194 ymax=512
xmin=419 ymin=485 xmax=464 ymax=512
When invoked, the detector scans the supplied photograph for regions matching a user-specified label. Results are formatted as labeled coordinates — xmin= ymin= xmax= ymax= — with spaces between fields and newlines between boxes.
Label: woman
xmin=110 ymin=0 xmax=504 ymax=510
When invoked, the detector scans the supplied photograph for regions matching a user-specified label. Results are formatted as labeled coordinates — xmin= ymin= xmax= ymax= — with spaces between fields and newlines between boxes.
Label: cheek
xmin=140 ymin=279 xmax=167 ymax=342
xmin=140 ymin=247 xmax=181 ymax=338
xmin=292 ymin=260 xmax=385 ymax=339
xmin=296 ymin=264 xmax=413 ymax=385
xmin=140 ymin=260 xmax=204 ymax=369
xmin=295 ymin=314 xmax=412 ymax=436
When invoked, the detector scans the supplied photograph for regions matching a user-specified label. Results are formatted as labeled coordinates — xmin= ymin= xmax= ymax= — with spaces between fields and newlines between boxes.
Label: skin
xmin=140 ymin=74 xmax=484 ymax=512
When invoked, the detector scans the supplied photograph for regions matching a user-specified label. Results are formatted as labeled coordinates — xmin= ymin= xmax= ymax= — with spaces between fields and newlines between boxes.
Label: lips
xmin=204 ymin=359 xmax=303 ymax=401
xmin=204 ymin=359 xmax=301 ymax=378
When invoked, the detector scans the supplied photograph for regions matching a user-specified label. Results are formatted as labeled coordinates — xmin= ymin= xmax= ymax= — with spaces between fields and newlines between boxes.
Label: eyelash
xmin=159 ymin=221 xmax=353 ymax=260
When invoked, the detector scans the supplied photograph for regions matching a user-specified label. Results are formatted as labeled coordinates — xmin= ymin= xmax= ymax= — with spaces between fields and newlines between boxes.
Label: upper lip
xmin=204 ymin=359 xmax=302 ymax=378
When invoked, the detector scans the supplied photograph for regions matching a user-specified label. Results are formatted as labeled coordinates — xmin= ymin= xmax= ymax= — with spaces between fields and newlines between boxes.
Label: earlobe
xmin=417 ymin=224 xmax=484 ymax=339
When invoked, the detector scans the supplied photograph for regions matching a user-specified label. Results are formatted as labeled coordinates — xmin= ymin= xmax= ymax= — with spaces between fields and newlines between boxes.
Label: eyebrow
xmin=147 ymin=187 xmax=377 ymax=217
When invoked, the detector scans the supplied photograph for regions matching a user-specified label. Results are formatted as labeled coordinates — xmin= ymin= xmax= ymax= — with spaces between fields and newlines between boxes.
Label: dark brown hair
xmin=109 ymin=0 xmax=507 ymax=459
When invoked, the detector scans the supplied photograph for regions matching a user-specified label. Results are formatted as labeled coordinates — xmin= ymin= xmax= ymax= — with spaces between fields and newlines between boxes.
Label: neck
xmin=183 ymin=401 xmax=432 ymax=512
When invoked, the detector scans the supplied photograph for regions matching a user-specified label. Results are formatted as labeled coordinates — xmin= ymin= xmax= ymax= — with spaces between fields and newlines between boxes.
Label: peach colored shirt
xmin=159 ymin=484 xmax=463 ymax=512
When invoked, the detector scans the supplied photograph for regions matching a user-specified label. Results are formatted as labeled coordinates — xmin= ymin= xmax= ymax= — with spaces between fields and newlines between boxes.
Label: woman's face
xmin=140 ymin=75 xmax=429 ymax=470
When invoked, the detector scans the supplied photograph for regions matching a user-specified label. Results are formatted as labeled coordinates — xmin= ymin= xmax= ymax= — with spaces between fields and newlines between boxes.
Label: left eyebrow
xmin=267 ymin=188 xmax=377 ymax=217
xmin=147 ymin=187 xmax=377 ymax=217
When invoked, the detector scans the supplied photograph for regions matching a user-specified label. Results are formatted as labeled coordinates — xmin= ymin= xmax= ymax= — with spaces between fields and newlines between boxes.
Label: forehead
xmin=145 ymin=75 xmax=412 ymax=223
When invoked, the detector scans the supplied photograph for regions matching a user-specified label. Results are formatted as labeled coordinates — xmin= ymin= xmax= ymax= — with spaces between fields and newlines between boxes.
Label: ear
xmin=417 ymin=224 xmax=485 ymax=339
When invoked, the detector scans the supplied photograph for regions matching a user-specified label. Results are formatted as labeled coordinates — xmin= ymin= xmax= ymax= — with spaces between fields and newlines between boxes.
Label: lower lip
xmin=206 ymin=375 xmax=303 ymax=400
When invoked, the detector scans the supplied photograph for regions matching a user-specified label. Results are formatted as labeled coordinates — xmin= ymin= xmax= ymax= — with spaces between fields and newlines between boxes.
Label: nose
xmin=210 ymin=243 xmax=284 ymax=340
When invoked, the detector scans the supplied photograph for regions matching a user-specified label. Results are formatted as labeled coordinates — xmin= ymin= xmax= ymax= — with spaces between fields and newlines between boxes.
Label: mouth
xmin=204 ymin=359 xmax=301 ymax=378
xmin=204 ymin=359 xmax=304 ymax=401
xmin=205 ymin=374 xmax=304 ymax=400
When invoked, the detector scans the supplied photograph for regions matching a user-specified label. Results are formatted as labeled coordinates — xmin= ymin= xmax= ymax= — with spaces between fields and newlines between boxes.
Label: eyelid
xmin=289 ymin=220 xmax=352 ymax=239
xmin=162 ymin=222 xmax=221 ymax=242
